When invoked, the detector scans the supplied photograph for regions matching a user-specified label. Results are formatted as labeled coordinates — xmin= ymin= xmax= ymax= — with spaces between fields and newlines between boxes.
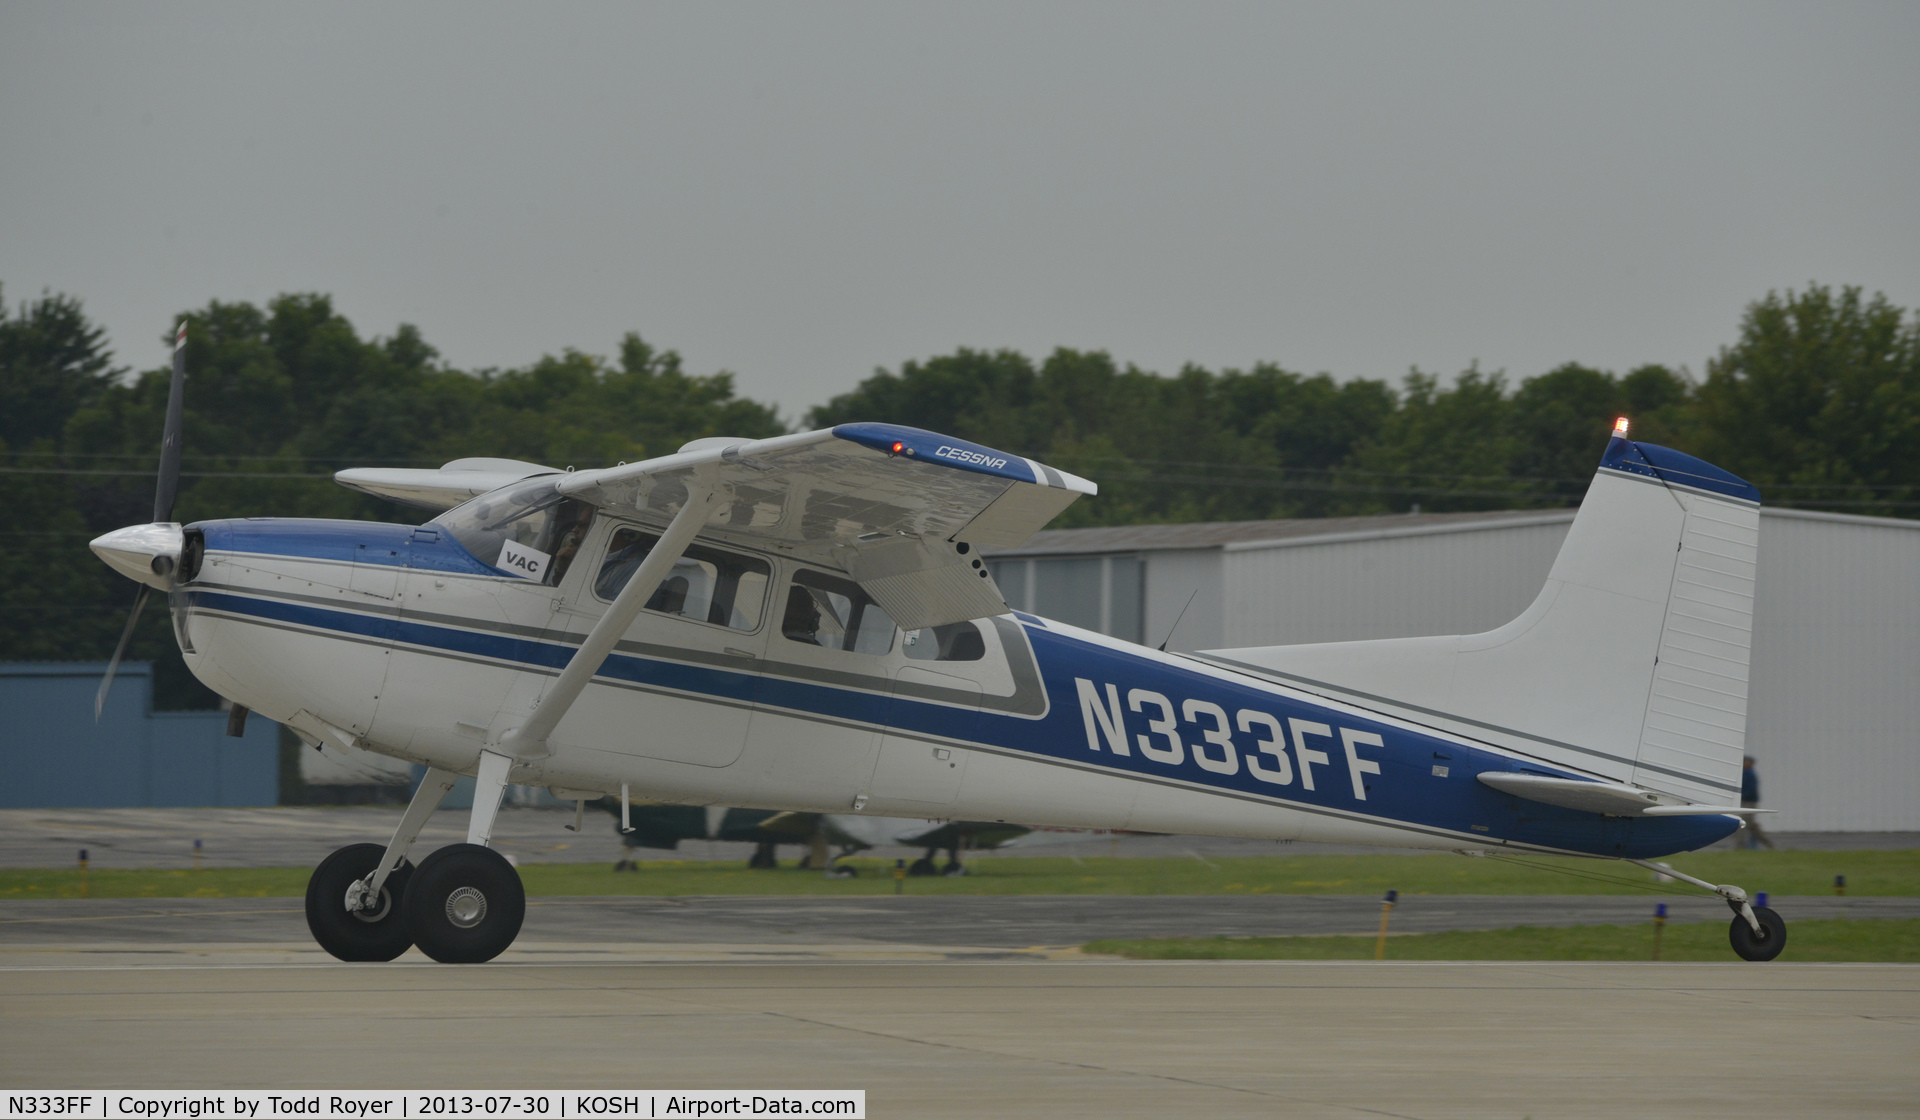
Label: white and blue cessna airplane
xmin=91 ymin=327 xmax=1785 ymax=963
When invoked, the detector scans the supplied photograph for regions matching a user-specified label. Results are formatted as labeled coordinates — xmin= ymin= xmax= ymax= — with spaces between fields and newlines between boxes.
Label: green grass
xmin=2 ymin=848 xmax=1914 ymax=899
xmin=1084 ymin=917 xmax=1920 ymax=962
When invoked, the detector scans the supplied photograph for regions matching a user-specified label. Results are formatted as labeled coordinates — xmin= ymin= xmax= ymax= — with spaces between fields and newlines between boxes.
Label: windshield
xmin=432 ymin=479 xmax=595 ymax=585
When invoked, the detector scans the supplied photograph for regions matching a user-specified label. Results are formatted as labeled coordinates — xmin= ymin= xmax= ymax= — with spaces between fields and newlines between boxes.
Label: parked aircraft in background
xmin=91 ymin=328 xmax=1785 ymax=964
xmin=598 ymin=801 xmax=1033 ymax=875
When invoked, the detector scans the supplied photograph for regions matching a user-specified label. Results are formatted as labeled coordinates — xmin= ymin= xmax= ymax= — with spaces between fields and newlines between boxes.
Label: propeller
xmin=91 ymin=321 xmax=189 ymax=719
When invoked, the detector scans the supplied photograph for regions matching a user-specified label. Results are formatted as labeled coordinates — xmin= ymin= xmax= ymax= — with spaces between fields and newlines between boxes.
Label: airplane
xmin=597 ymin=801 xmax=1034 ymax=876
xmin=90 ymin=325 xmax=1786 ymax=964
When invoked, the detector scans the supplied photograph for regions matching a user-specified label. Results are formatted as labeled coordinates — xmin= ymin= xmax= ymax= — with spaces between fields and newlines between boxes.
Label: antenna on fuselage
xmin=1157 ymin=588 xmax=1199 ymax=653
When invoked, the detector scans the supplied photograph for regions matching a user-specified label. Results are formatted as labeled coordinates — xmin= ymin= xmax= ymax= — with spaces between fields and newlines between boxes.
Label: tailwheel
xmin=1729 ymin=905 xmax=1788 ymax=961
xmin=403 ymin=843 xmax=526 ymax=964
xmin=305 ymin=843 xmax=415 ymax=962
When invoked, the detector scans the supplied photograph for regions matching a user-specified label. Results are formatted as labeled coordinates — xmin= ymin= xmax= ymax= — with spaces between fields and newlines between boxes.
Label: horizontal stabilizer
xmin=1477 ymin=772 xmax=1760 ymax=817
xmin=1477 ymin=772 xmax=1663 ymax=814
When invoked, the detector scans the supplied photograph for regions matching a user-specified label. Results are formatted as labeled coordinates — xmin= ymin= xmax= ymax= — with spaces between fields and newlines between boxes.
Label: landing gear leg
xmin=405 ymin=750 xmax=526 ymax=964
xmin=1627 ymin=858 xmax=1787 ymax=961
xmin=305 ymin=765 xmax=458 ymax=962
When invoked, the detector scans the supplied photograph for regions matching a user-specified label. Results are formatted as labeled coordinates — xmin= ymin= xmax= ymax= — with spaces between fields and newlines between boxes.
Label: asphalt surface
xmin=5 ymin=958 xmax=1915 ymax=1117
xmin=4 ymin=893 xmax=1915 ymax=950
xmin=3 ymin=806 xmax=1912 ymax=869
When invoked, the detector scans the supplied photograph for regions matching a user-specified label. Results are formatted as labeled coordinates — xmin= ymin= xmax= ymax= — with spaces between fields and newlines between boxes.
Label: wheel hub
xmin=446 ymin=886 xmax=488 ymax=928
xmin=350 ymin=887 xmax=391 ymax=923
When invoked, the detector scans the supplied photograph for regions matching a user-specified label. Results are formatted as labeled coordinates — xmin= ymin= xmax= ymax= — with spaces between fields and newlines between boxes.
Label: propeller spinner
xmin=89 ymin=321 xmax=190 ymax=718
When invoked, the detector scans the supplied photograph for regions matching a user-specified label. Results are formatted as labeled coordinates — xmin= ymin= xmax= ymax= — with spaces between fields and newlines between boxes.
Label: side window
xmin=904 ymin=621 xmax=986 ymax=662
xmin=593 ymin=527 xmax=770 ymax=632
xmin=781 ymin=569 xmax=897 ymax=655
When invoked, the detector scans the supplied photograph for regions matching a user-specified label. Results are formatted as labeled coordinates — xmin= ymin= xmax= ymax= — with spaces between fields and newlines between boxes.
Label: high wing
xmin=554 ymin=424 xmax=1095 ymax=630
xmin=336 ymin=457 xmax=560 ymax=512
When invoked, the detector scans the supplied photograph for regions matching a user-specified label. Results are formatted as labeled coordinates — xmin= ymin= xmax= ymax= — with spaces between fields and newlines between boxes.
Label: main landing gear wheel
xmin=403 ymin=843 xmax=526 ymax=964
xmin=1729 ymin=905 xmax=1788 ymax=962
xmin=305 ymin=843 xmax=416 ymax=962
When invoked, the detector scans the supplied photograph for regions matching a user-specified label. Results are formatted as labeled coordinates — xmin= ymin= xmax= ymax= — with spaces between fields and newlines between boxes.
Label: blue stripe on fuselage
xmin=196 ymin=518 xmax=501 ymax=576
xmin=194 ymin=564 xmax=1736 ymax=859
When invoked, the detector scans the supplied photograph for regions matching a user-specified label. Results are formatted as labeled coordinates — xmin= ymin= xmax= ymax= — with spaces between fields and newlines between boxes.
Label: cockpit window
xmin=432 ymin=479 xmax=595 ymax=585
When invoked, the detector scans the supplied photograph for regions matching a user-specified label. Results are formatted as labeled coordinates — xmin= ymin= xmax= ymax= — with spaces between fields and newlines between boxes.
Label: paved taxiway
xmin=3 ymin=954 xmax=1914 ymax=1118
xmin=5 ymin=894 xmax=1919 ymax=954
xmin=7 ymin=807 xmax=1910 ymax=868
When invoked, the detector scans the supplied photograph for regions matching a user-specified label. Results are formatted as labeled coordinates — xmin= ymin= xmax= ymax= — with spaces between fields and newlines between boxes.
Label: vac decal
xmin=1074 ymin=678 xmax=1382 ymax=799
xmin=495 ymin=539 xmax=550 ymax=580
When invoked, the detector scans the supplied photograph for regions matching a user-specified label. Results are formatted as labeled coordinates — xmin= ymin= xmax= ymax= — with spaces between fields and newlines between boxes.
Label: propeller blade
xmin=152 ymin=321 xmax=188 ymax=524
xmin=95 ymin=584 xmax=152 ymax=721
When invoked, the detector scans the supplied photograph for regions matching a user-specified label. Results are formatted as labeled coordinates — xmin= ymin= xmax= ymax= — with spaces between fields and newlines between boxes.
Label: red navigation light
xmin=1614 ymin=417 xmax=1630 ymax=437
xmin=891 ymin=441 xmax=905 ymax=454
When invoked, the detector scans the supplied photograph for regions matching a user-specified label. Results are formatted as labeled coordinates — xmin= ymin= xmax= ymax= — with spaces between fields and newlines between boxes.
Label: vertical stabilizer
xmin=1203 ymin=432 xmax=1760 ymax=805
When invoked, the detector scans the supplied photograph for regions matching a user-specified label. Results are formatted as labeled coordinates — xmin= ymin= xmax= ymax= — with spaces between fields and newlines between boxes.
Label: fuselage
xmin=175 ymin=514 xmax=1738 ymax=860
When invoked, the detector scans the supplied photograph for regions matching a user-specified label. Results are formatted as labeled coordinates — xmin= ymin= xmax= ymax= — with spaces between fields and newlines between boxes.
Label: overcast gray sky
xmin=3 ymin=2 xmax=1916 ymax=422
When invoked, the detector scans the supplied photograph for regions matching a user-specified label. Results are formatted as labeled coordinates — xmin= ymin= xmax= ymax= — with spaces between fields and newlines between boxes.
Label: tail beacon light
xmin=1614 ymin=417 xmax=1630 ymax=437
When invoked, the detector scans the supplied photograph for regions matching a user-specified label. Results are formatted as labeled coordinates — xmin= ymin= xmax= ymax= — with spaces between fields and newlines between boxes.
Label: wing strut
xmin=496 ymin=475 xmax=720 ymax=758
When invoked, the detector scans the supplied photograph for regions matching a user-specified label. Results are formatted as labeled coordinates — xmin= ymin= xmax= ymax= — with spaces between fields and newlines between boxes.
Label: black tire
xmin=907 ymin=857 xmax=938 ymax=877
xmin=1729 ymin=905 xmax=1787 ymax=961
xmin=403 ymin=843 xmax=526 ymax=964
xmin=305 ymin=843 xmax=415 ymax=963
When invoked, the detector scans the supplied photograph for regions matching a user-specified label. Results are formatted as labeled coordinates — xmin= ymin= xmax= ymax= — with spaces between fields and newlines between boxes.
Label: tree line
xmin=4 ymin=282 xmax=1916 ymax=706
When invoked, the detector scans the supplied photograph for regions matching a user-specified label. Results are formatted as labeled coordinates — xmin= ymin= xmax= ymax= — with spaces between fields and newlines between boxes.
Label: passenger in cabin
xmin=782 ymin=586 xmax=825 ymax=646
xmin=651 ymin=575 xmax=691 ymax=616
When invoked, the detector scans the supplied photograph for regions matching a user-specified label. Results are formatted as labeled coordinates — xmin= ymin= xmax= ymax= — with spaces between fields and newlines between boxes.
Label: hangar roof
xmin=990 ymin=507 xmax=1575 ymax=557
xmin=990 ymin=504 xmax=1920 ymax=558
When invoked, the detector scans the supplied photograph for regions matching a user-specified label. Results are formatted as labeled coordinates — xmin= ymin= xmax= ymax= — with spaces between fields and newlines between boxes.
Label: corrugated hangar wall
xmin=1745 ymin=512 xmax=1920 ymax=832
xmin=1219 ymin=515 xmax=1576 ymax=646
xmin=1003 ymin=508 xmax=1920 ymax=832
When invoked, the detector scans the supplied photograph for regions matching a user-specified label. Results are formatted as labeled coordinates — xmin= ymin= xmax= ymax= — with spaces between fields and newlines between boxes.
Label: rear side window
xmin=781 ymin=569 xmax=897 ymax=655
xmin=904 ymin=621 xmax=986 ymax=662
xmin=594 ymin=527 xmax=770 ymax=632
